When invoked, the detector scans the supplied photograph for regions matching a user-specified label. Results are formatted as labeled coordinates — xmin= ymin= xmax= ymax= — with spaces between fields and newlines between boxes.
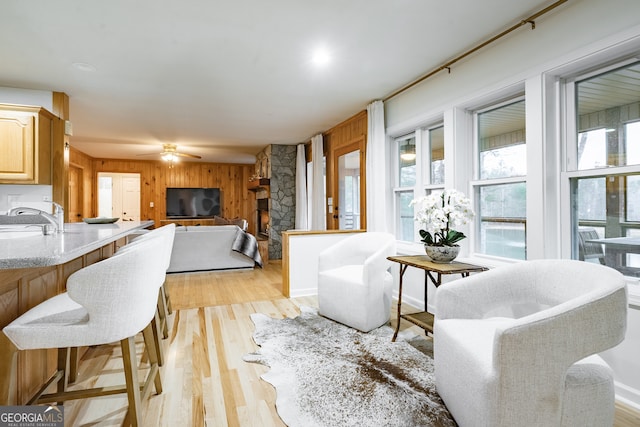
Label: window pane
xmin=430 ymin=126 xmax=445 ymax=184
xmin=577 ymin=128 xmax=607 ymax=169
xmin=478 ymin=100 xmax=526 ymax=179
xmin=626 ymin=121 xmax=640 ymax=165
xmin=396 ymin=191 xmax=415 ymax=241
xmin=398 ymin=137 xmax=416 ymax=187
xmin=576 ymin=61 xmax=640 ymax=169
xmin=627 ymin=175 xmax=640 ymax=222
xmin=572 ymin=173 xmax=640 ymax=275
xmin=478 ymin=183 xmax=526 ymax=259
xmin=577 ymin=177 xmax=606 ymax=221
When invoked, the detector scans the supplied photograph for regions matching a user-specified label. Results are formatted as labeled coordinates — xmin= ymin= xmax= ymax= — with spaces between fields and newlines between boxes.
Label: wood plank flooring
xmin=60 ymin=261 xmax=640 ymax=426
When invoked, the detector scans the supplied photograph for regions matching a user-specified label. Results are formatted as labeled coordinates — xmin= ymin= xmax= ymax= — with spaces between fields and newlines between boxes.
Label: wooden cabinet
xmin=0 ymin=104 xmax=56 ymax=184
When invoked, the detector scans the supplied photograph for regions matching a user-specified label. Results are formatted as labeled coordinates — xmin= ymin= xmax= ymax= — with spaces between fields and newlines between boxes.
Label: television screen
xmin=166 ymin=188 xmax=221 ymax=218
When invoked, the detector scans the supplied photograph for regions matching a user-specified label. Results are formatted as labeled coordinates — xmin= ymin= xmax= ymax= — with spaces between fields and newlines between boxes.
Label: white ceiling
xmin=0 ymin=0 xmax=555 ymax=164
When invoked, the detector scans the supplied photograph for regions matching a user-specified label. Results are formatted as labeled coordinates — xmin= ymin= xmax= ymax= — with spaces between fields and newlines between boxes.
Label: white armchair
xmin=317 ymin=232 xmax=396 ymax=332
xmin=434 ymin=259 xmax=627 ymax=427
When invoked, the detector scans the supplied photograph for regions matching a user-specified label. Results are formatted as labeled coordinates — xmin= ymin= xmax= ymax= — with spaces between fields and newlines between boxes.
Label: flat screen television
xmin=166 ymin=187 xmax=221 ymax=219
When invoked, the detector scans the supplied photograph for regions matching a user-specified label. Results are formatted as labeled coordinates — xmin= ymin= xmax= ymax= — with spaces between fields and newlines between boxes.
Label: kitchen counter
xmin=0 ymin=220 xmax=153 ymax=269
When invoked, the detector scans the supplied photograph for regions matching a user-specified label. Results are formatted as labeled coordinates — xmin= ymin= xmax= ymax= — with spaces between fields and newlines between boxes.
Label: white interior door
xmin=121 ymin=175 xmax=140 ymax=221
xmin=97 ymin=172 xmax=140 ymax=221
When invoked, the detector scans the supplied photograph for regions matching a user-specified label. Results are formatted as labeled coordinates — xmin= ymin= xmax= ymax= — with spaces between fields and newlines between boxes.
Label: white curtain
xmin=311 ymin=134 xmax=326 ymax=230
xmin=295 ymin=144 xmax=308 ymax=230
xmin=366 ymin=100 xmax=388 ymax=232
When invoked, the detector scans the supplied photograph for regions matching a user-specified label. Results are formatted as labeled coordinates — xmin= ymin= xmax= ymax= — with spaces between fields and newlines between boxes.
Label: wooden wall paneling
xmin=323 ymin=110 xmax=368 ymax=230
xmin=87 ymin=156 xmax=255 ymax=228
xmin=51 ymin=92 xmax=69 ymax=219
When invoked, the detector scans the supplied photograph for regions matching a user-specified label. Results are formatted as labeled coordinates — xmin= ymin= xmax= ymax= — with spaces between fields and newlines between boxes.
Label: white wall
xmin=386 ymin=0 xmax=640 ymax=133
xmin=383 ymin=0 xmax=640 ymax=409
xmin=0 ymin=185 xmax=53 ymax=214
xmin=0 ymin=87 xmax=53 ymax=111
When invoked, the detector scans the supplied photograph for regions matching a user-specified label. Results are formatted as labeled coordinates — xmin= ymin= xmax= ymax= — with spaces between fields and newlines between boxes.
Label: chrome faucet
xmin=8 ymin=202 xmax=65 ymax=233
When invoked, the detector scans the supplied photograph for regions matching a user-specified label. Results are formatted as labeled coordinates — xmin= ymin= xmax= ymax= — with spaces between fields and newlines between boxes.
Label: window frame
xmin=392 ymin=123 xmax=445 ymax=243
xmin=470 ymin=96 xmax=528 ymax=260
xmin=561 ymin=58 xmax=640 ymax=264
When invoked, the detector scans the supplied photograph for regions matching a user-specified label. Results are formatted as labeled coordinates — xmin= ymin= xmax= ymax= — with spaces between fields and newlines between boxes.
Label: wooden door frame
xmin=68 ymin=164 xmax=84 ymax=222
xmin=329 ymin=137 xmax=366 ymax=230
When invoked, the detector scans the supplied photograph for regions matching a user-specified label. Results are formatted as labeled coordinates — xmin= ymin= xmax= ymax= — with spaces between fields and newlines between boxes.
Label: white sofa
xmin=167 ymin=225 xmax=256 ymax=272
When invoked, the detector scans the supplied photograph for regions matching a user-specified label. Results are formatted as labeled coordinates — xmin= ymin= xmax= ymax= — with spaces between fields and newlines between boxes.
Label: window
xmin=394 ymin=134 xmax=416 ymax=241
xmin=393 ymin=124 xmax=445 ymax=242
xmin=473 ymin=99 xmax=527 ymax=259
xmin=569 ymin=61 xmax=640 ymax=275
xmin=426 ymin=126 xmax=445 ymax=185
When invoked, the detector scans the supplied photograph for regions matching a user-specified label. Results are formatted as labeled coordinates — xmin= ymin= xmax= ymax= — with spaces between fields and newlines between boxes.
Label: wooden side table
xmin=388 ymin=255 xmax=488 ymax=342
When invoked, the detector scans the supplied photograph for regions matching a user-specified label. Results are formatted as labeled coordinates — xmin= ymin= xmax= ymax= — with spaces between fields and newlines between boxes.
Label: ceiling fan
xmin=138 ymin=143 xmax=201 ymax=166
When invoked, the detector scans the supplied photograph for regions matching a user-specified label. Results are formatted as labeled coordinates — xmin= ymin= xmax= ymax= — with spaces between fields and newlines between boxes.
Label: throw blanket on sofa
xmin=232 ymin=229 xmax=263 ymax=267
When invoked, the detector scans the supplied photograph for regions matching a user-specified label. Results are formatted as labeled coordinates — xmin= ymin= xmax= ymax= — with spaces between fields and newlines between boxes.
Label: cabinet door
xmin=0 ymin=111 xmax=36 ymax=182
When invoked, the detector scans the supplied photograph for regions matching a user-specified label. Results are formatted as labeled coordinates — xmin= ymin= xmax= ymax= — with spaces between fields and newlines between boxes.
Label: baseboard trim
xmin=615 ymin=381 xmax=640 ymax=411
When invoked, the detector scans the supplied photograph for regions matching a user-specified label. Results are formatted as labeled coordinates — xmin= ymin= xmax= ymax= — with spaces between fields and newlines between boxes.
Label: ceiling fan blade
xmin=135 ymin=152 xmax=164 ymax=157
xmin=174 ymin=152 xmax=202 ymax=159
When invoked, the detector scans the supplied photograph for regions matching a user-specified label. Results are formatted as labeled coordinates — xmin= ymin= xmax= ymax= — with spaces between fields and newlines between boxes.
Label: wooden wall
xmin=69 ymin=147 xmax=96 ymax=221
xmin=323 ymin=110 xmax=368 ymax=229
xmin=69 ymin=147 xmax=257 ymax=232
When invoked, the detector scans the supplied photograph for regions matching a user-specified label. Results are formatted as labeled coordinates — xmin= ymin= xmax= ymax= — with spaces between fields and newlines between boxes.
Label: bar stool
xmin=120 ymin=224 xmax=176 ymax=348
xmin=3 ymin=237 xmax=166 ymax=427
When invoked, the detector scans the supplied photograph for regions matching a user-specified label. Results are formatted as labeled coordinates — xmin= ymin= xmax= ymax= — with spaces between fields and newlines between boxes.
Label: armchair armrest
xmin=363 ymin=239 xmax=396 ymax=284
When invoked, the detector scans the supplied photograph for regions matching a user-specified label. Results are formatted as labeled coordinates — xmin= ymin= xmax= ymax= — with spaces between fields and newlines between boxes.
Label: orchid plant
xmin=410 ymin=189 xmax=475 ymax=247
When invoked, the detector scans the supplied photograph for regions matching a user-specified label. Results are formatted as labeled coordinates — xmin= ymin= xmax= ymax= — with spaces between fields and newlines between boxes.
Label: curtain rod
xmin=382 ymin=0 xmax=569 ymax=102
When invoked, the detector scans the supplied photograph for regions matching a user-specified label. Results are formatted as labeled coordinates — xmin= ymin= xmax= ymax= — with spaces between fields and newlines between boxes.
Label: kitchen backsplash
xmin=0 ymin=185 xmax=53 ymax=214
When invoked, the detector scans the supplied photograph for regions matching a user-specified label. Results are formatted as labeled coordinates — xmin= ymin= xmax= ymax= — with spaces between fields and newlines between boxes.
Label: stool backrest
xmin=67 ymin=237 xmax=166 ymax=342
xmin=118 ymin=223 xmax=176 ymax=284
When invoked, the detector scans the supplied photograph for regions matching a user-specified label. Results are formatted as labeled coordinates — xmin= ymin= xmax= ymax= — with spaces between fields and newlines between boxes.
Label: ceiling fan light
xmin=400 ymin=144 xmax=416 ymax=161
xmin=161 ymin=153 xmax=178 ymax=162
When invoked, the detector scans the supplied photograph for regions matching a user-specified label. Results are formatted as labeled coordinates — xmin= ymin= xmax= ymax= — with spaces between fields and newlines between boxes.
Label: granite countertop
xmin=0 ymin=220 xmax=154 ymax=269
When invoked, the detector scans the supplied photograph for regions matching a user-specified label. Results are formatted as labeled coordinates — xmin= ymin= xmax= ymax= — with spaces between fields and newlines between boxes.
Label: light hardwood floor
xmin=61 ymin=261 xmax=640 ymax=426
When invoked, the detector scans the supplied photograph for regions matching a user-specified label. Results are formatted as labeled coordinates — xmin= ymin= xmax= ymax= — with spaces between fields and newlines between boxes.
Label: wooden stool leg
xmin=157 ymin=291 xmax=169 ymax=339
xmin=142 ymin=323 xmax=163 ymax=394
xmin=121 ymin=336 xmax=142 ymax=427
xmin=57 ymin=348 xmax=69 ymax=397
xmin=68 ymin=347 xmax=78 ymax=384
xmin=163 ymin=283 xmax=172 ymax=315
xmin=150 ymin=312 xmax=164 ymax=367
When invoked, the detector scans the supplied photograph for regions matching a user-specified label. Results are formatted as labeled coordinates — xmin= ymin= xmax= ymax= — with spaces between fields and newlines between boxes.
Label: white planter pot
xmin=424 ymin=245 xmax=460 ymax=263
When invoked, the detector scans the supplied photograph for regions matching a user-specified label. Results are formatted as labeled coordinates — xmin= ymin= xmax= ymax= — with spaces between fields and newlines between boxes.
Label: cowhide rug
xmin=243 ymin=306 xmax=456 ymax=427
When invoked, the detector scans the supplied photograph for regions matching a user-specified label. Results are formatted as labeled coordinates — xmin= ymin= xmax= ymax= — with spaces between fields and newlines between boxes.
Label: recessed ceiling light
xmin=72 ymin=62 xmax=96 ymax=72
xmin=311 ymin=48 xmax=330 ymax=66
